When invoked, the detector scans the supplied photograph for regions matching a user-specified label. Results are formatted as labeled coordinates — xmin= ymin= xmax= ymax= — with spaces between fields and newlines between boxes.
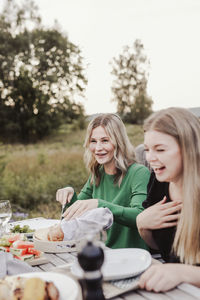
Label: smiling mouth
xmin=95 ymin=153 xmax=107 ymax=157
xmin=153 ymin=166 xmax=165 ymax=172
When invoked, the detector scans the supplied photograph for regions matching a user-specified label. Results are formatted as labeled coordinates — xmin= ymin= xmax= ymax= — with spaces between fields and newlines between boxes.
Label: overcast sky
xmin=20 ymin=0 xmax=200 ymax=113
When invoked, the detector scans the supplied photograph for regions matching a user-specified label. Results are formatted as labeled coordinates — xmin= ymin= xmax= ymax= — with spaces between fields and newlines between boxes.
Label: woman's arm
xmin=57 ymin=176 xmax=94 ymax=207
xmin=98 ymin=166 xmax=150 ymax=228
xmin=139 ymin=263 xmax=200 ymax=292
xmin=77 ymin=176 xmax=93 ymax=199
xmin=136 ymin=196 xmax=181 ymax=247
xmin=63 ymin=166 xmax=149 ymax=223
xmin=56 ymin=187 xmax=75 ymax=205
xmin=55 ymin=176 xmax=94 ymax=219
xmin=136 ymin=219 xmax=158 ymax=249
xmin=61 ymin=177 xmax=95 ymax=219
xmin=62 ymin=198 xmax=98 ymax=220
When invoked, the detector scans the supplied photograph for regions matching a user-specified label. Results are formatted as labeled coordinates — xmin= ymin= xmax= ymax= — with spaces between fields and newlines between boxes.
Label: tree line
xmin=0 ymin=0 xmax=153 ymax=143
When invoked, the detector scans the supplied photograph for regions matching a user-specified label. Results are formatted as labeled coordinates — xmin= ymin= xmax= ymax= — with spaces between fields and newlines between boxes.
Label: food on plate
xmin=0 ymin=233 xmax=26 ymax=248
xmin=47 ymin=225 xmax=64 ymax=242
xmin=0 ymin=233 xmax=42 ymax=262
xmin=34 ymin=225 xmax=64 ymax=242
xmin=10 ymin=224 xmax=34 ymax=234
xmin=34 ymin=227 xmax=49 ymax=241
xmin=0 ymin=276 xmax=59 ymax=300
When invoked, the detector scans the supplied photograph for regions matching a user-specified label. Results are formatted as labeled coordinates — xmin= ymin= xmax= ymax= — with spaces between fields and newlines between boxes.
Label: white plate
xmin=15 ymin=272 xmax=79 ymax=300
xmin=71 ymin=248 xmax=151 ymax=281
xmin=9 ymin=218 xmax=60 ymax=232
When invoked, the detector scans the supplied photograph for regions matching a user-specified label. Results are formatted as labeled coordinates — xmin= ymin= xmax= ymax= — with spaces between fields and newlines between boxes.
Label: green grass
xmin=0 ymin=124 xmax=144 ymax=219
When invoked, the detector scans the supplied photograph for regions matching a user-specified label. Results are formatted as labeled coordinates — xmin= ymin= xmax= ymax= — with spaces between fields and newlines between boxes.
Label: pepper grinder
xmin=78 ymin=239 xmax=105 ymax=300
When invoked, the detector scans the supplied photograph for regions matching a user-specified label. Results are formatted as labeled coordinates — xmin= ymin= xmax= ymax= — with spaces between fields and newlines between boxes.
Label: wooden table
xmin=32 ymin=251 xmax=200 ymax=300
xmin=9 ymin=218 xmax=200 ymax=299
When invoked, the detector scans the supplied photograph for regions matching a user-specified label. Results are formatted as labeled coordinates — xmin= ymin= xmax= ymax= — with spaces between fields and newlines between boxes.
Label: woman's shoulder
xmin=125 ymin=163 xmax=150 ymax=183
xmin=128 ymin=162 xmax=150 ymax=175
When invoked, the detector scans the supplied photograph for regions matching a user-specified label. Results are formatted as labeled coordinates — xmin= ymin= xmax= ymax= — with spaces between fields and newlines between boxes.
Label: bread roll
xmin=22 ymin=278 xmax=46 ymax=300
xmin=0 ymin=276 xmax=59 ymax=300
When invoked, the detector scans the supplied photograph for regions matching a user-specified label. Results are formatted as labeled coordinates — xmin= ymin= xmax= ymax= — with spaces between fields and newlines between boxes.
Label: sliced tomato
xmin=12 ymin=240 xmax=34 ymax=249
xmin=27 ymin=248 xmax=42 ymax=257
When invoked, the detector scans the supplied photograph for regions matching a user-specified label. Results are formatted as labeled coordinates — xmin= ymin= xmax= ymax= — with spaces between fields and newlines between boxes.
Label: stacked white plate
xmin=71 ymin=248 xmax=152 ymax=280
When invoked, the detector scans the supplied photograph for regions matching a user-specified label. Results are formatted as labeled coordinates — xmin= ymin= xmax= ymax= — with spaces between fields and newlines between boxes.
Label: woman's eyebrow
xmin=90 ymin=136 xmax=109 ymax=139
xmin=144 ymin=143 xmax=166 ymax=148
xmin=154 ymin=144 xmax=165 ymax=147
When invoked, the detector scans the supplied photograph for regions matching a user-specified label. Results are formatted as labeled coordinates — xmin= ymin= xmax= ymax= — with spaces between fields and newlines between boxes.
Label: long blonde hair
xmin=84 ymin=113 xmax=136 ymax=186
xmin=144 ymin=107 xmax=200 ymax=264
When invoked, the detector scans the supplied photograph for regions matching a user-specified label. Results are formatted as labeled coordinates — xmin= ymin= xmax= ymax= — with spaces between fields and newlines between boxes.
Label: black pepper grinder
xmin=78 ymin=239 xmax=105 ymax=300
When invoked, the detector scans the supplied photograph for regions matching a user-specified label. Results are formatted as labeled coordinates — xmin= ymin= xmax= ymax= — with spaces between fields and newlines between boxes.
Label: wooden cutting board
xmin=27 ymin=254 xmax=49 ymax=266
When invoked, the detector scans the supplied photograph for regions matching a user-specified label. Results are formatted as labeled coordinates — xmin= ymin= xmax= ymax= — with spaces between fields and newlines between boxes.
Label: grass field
xmin=0 ymin=123 xmax=144 ymax=219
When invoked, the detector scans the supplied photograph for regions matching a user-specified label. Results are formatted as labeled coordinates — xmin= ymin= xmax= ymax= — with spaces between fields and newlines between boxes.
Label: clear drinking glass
xmin=0 ymin=200 xmax=12 ymax=236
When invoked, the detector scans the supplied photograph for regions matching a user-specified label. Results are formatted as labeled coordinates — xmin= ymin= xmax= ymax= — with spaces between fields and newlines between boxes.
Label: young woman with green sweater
xmin=52 ymin=113 xmax=150 ymax=249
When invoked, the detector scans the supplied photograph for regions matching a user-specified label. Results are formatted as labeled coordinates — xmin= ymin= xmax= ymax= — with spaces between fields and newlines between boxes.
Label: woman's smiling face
xmin=144 ymin=130 xmax=183 ymax=184
xmin=89 ymin=126 xmax=116 ymax=173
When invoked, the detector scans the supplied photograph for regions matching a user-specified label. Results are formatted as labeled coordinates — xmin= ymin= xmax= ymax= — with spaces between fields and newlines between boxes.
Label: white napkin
xmin=60 ymin=207 xmax=113 ymax=241
xmin=0 ymin=252 xmax=36 ymax=279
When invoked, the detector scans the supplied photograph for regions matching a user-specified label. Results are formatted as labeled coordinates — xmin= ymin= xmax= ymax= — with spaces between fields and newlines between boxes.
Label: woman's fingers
xmin=63 ymin=202 xmax=83 ymax=220
xmin=164 ymin=203 xmax=182 ymax=214
xmin=161 ymin=200 xmax=182 ymax=210
xmin=56 ymin=189 xmax=66 ymax=204
xmin=139 ymin=265 xmax=165 ymax=291
xmin=139 ymin=266 xmax=155 ymax=289
xmin=68 ymin=191 xmax=74 ymax=202
xmin=155 ymin=195 xmax=167 ymax=205
xmin=161 ymin=221 xmax=178 ymax=228
xmin=157 ymin=211 xmax=181 ymax=228
xmin=163 ymin=212 xmax=180 ymax=222
xmin=63 ymin=199 xmax=98 ymax=220
xmin=155 ymin=197 xmax=182 ymax=216
xmin=138 ymin=198 xmax=182 ymax=230
xmin=56 ymin=187 xmax=74 ymax=205
xmin=56 ymin=190 xmax=60 ymax=202
xmin=139 ymin=264 xmax=183 ymax=292
xmin=66 ymin=206 xmax=86 ymax=220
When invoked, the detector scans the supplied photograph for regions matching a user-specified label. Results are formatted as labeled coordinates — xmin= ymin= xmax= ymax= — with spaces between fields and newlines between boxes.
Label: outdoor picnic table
xmin=31 ymin=248 xmax=200 ymax=300
xmin=9 ymin=218 xmax=200 ymax=299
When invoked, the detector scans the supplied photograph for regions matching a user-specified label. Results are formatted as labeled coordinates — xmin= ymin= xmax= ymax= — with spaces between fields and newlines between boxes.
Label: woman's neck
xmin=169 ymin=181 xmax=183 ymax=202
xmin=104 ymin=162 xmax=117 ymax=175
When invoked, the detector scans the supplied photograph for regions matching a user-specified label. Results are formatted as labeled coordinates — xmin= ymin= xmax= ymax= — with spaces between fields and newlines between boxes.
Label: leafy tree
xmin=110 ymin=39 xmax=153 ymax=124
xmin=0 ymin=0 xmax=87 ymax=143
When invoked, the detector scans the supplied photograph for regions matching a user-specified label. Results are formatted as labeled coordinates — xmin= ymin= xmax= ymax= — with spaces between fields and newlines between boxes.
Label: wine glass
xmin=0 ymin=200 xmax=12 ymax=236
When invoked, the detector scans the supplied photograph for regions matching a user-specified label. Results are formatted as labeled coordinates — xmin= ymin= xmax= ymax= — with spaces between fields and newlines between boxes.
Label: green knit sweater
xmin=69 ymin=163 xmax=150 ymax=249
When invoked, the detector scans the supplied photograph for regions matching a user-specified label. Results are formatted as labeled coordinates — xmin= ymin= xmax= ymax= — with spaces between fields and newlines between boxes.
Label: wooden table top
xmin=9 ymin=218 xmax=199 ymax=299
xmin=32 ymin=251 xmax=200 ymax=300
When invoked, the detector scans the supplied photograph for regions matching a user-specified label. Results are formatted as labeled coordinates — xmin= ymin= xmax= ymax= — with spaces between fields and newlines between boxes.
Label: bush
xmin=1 ymin=152 xmax=87 ymax=208
xmin=0 ymin=124 xmax=143 ymax=218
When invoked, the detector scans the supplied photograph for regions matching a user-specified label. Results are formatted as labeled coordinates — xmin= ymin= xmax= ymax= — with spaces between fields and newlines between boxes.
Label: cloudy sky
xmin=22 ymin=0 xmax=200 ymax=113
